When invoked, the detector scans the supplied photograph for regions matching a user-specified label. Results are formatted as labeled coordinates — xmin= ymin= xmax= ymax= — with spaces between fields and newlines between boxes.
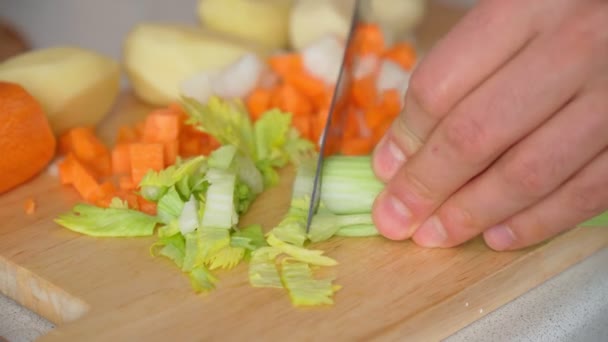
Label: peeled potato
xmin=197 ymin=0 xmax=292 ymax=50
xmin=123 ymin=23 xmax=268 ymax=106
xmin=360 ymin=0 xmax=427 ymax=42
xmin=0 ymin=47 xmax=120 ymax=135
xmin=289 ymin=0 xmax=355 ymax=51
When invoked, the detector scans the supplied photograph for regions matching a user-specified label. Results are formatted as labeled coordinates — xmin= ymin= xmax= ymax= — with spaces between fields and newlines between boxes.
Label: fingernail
xmin=484 ymin=225 xmax=515 ymax=251
xmin=373 ymin=135 xmax=406 ymax=181
xmin=372 ymin=191 xmax=412 ymax=240
xmin=414 ymin=216 xmax=448 ymax=247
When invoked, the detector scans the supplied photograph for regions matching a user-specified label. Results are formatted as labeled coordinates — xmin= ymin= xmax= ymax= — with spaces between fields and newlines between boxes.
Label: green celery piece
xmin=207 ymin=246 xmax=245 ymax=270
xmin=157 ymin=187 xmax=185 ymax=224
xmin=109 ymin=197 xmax=129 ymax=209
xmin=283 ymin=128 xmax=315 ymax=165
xmin=235 ymin=154 xmax=264 ymax=195
xmin=270 ymin=198 xmax=308 ymax=246
xmin=320 ymin=156 xmax=383 ymax=215
xmin=189 ymin=265 xmax=218 ymax=293
xmin=266 ymin=233 xmax=337 ymax=266
xmin=55 ymin=204 xmax=158 ymax=237
xmin=176 ymin=174 xmax=192 ymax=199
xmin=235 ymin=182 xmax=255 ymax=215
xmin=232 ymin=224 xmax=267 ymax=250
xmin=580 ymin=211 xmax=608 ymax=226
xmin=196 ymin=228 xmax=231 ymax=266
xmin=280 ymin=261 xmax=340 ymax=307
xmin=182 ymin=232 xmax=199 ymax=272
xmin=182 ymin=96 xmax=255 ymax=158
xmin=255 ymin=160 xmax=280 ymax=188
xmin=335 ymin=224 xmax=379 ymax=237
xmin=291 ymin=155 xmax=317 ymax=200
xmin=157 ymin=220 xmax=180 ymax=238
xmin=139 ymin=166 xmax=176 ymax=201
xmin=178 ymin=195 xmax=200 ymax=235
xmin=208 ymin=145 xmax=238 ymax=170
xmin=151 ymin=233 xmax=186 ymax=268
xmin=309 ymin=211 xmax=374 ymax=243
xmin=249 ymin=247 xmax=283 ymax=288
xmin=172 ymin=155 xmax=207 ymax=182
xmin=254 ymin=109 xmax=292 ymax=167
xmin=202 ymin=169 xmax=238 ymax=229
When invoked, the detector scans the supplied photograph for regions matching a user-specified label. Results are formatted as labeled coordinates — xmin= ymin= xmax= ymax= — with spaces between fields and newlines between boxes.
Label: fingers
xmin=484 ymin=148 xmax=608 ymax=251
xmin=372 ymin=0 xmax=538 ymax=181
xmin=372 ymin=16 xmax=600 ymax=241
xmin=412 ymin=86 xmax=608 ymax=247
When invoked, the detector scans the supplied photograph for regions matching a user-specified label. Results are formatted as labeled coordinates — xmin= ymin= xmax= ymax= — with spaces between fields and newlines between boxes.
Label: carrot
xmin=119 ymin=175 xmax=137 ymax=191
xmin=66 ymin=154 xmax=102 ymax=202
xmin=116 ymin=189 xmax=139 ymax=209
xmin=116 ymin=125 xmax=139 ymax=144
xmin=23 ymin=197 xmax=36 ymax=215
xmin=246 ymin=88 xmax=272 ymax=120
xmin=142 ymin=109 xmax=180 ymax=143
xmin=283 ymin=71 xmax=327 ymax=99
xmin=137 ymin=195 xmax=157 ymax=215
xmin=353 ymin=23 xmax=385 ymax=56
xmin=92 ymin=181 xmax=117 ymax=207
xmin=58 ymin=156 xmax=75 ymax=185
xmin=64 ymin=127 xmax=112 ymax=178
xmin=271 ymin=84 xmax=312 ymax=116
xmin=268 ymin=53 xmax=303 ymax=77
xmin=340 ymin=137 xmax=374 ymax=156
xmin=111 ymin=144 xmax=131 ymax=175
xmin=351 ymin=76 xmax=377 ymax=110
xmin=164 ymin=140 xmax=179 ymax=166
xmin=292 ymin=115 xmax=312 ymax=140
xmin=383 ymin=43 xmax=417 ymax=71
xmin=128 ymin=143 xmax=165 ymax=185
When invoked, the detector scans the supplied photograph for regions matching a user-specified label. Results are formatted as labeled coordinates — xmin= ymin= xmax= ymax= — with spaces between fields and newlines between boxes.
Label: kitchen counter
xmin=2 ymin=247 xmax=606 ymax=342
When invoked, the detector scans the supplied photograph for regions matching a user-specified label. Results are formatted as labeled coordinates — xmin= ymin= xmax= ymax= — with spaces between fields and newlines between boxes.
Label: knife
xmin=305 ymin=0 xmax=362 ymax=234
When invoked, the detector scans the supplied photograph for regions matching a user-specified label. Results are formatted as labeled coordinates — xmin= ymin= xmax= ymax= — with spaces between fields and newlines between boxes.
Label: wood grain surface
xmin=1 ymin=2 xmax=606 ymax=341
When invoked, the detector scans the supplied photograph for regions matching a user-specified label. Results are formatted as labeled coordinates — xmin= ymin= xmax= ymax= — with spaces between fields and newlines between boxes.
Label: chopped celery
xmin=182 ymin=232 xmax=199 ymax=272
xmin=235 ymin=154 xmax=264 ymax=195
xmin=109 ymin=197 xmax=129 ymax=209
xmin=202 ymin=169 xmax=237 ymax=229
xmin=157 ymin=220 xmax=180 ymax=238
xmin=178 ymin=195 xmax=199 ymax=235
xmin=55 ymin=204 xmax=158 ymax=237
xmin=157 ymin=187 xmax=185 ymax=224
xmin=207 ymin=246 xmax=245 ymax=270
xmin=196 ymin=228 xmax=231 ymax=265
xmin=266 ymin=234 xmax=337 ymax=266
xmin=280 ymin=262 xmax=340 ymax=307
xmin=151 ymin=233 xmax=186 ymax=268
xmin=580 ymin=211 xmax=608 ymax=226
xmin=254 ymin=109 xmax=292 ymax=168
xmin=309 ymin=211 xmax=374 ymax=243
xmin=320 ymin=156 xmax=383 ymax=215
xmin=269 ymin=199 xmax=309 ymax=246
xmin=335 ymin=224 xmax=379 ymax=237
xmin=209 ymin=145 xmax=238 ymax=170
xmin=249 ymin=247 xmax=282 ymax=288
xmin=189 ymin=266 xmax=219 ymax=293
xmin=232 ymin=225 xmax=267 ymax=250
xmin=139 ymin=166 xmax=176 ymax=201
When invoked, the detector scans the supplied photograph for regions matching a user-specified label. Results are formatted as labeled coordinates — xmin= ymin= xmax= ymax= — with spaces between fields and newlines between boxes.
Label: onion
xmin=302 ymin=35 xmax=345 ymax=85
xmin=376 ymin=59 xmax=411 ymax=98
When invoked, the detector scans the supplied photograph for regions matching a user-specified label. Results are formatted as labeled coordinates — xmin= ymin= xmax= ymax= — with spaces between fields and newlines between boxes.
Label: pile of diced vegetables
xmin=54 ymin=23 xmax=410 ymax=307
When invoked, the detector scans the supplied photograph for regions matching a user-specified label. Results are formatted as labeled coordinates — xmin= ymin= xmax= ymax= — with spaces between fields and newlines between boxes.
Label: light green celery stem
xmin=335 ymin=224 xmax=379 ymax=237
xmin=580 ymin=211 xmax=608 ymax=227
xmin=201 ymin=169 xmax=237 ymax=229
xmin=320 ymin=156 xmax=384 ymax=215
xmin=291 ymin=155 xmax=317 ymax=200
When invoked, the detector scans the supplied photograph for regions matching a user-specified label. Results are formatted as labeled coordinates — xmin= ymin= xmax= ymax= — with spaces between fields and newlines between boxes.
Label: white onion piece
xmin=376 ymin=59 xmax=411 ymax=98
xmin=179 ymin=70 xmax=219 ymax=103
xmin=212 ymin=53 xmax=266 ymax=99
xmin=302 ymin=35 xmax=345 ymax=85
xmin=353 ymin=55 xmax=380 ymax=80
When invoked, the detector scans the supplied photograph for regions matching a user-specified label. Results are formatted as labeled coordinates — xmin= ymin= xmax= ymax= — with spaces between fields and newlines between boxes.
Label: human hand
xmin=371 ymin=0 xmax=608 ymax=251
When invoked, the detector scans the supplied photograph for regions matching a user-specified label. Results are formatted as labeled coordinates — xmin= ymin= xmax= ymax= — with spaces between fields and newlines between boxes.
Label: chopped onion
xmin=212 ymin=53 xmax=266 ymax=99
xmin=179 ymin=70 xmax=219 ymax=104
xmin=302 ymin=35 xmax=345 ymax=85
xmin=376 ymin=59 xmax=411 ymax=98
xmin=352 ymin=55 xmax=380 ymax=80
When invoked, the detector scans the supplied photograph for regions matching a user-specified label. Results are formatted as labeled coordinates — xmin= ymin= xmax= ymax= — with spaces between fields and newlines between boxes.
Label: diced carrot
xmin=340 ymin=137 xmax=374 ymax=156
xmin=292 ymin=115 xmax=312 ymax=140
xmin=283 ymin=71 xmax=327 ymax=99
xmin=246 ymin=88 xmax=272 ymax=120
xmin=351 ymin=76 xmax=377 ymax=109
xmin=179 ymin=134 xmax=203 ymax=158
xmin=200 ymin=136 xmax=221 ymax=156
xmin=64 ymin=127 xmax=112 ymax=178
xmin=135 ymin=121 xmax=146 ymax=138
xmin=137 ymin=195 xmax=157 ymax=215
xmin=23 ymin=197 xmax=36 ymax=215
xmin=373 ymin=121 xmax=392 ymax=145
xmin=116 ymin=189 xmax=139 ymax=209
xmin=128 ymin=143 xmax=164 ymax=185
xmin=119 ymin=175 xmax=137 ymax=190
xmin=111 ymin=144 xmax=131 ymax=175
xmin=58 ymin=155 xmax=75 ymax=185
xmin=383 ymin=42 xmax=417 ymax=71
xmin=268 ymin=53 xmax=303 ymax=77
xmin=116 ymin=125 xmax=139 ymax=144
xmin=167 ymin=102 xmax=186 ymax=116
xmin=378 ymin=89 xmax=403 ymax=118
xmin=343 ymin=108 xmax=361 ymax=139
xmin=69 ymin=156 xmax=102 ymax=202
xmin=363 ymin=107 xmax=386 ymax=130
xmin=271 ymin=84 xmax=312 ymax=116
xmin=164 ymin=140 xmax=179 ymax=166
xmin=142 ymin=109 xmax=180 ymax=143
xmin=353 ymin=23 xmax=385 ymax=56
xmin=91 ymin=181 xmax=117 ymax=207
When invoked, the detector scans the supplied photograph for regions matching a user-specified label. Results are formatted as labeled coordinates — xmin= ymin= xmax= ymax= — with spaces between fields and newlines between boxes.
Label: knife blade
xmin=305 ymin=0 xmax=362 ymax=234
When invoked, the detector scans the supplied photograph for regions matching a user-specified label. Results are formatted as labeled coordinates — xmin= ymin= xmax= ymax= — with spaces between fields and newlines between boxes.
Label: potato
xmin=197 ymin=0 xmax=292 ymax=50
xmin=0 ymin=47 xmax=120 ymax=135
xmin=123 ymin=23 xmax=268 ymax=106
xmin=360 ymin=0 xmax=427 ymax=42
xmin=289 ymin=0 xmax=355 ymax=51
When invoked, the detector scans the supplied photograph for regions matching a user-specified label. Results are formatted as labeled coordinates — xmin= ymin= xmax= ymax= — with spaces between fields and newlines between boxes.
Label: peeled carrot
xmin=129 ymin=143 xmax=165 ymax=185
xmin=111 ymin=144 xmax=131 ymax=175
xmin=246 ymin=88 xmax=272 ymax=120
xmin=137 ymin=195 xmax=157 ymax=215
xmin=271 ymin=84 xmax=312 ymax=116
xmin=377 ymin=89 xmax=402 ymax=118
xmin=268 ymin=53 xmax=303 ymax=77
xmin=383 ymin=43 xmax=417 ymax=71
xmin=64 ymin=154 xmax=102 ymax=202
xmin=350 ymin=76 xmax=376 ymax=110
xmin=62 ymin=127 xmax=111 ymax=178
xmin=340 ymin=137 xmax=374 ymax=156
xmin=353 ymin=23 xmax=385 ymax=56
xmin=283 ymin=71 xmax=327 ymax=99
xmin=116 ymin=125 xmax=139 ymax=144
xmin=142 ymin=109 xmax=180 ymax=143
xmin=119 ymin=175 xmax=137 ymax=191
xmin=164 ymin=140 xmax=179 ymax=166
xmin=292 ymin=115 xmax=312 ymax=141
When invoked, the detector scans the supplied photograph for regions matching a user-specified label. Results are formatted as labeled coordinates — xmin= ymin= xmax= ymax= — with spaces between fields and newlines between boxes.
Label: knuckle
xmin=568 ymin=184 xmax=607 ymax=217
xmin=501 ymin=157 xmax=552 ymax=198
xmin=557 ymin=3 xmax=608 ymax=60
xmin=441 ymin=117 xmax=488 ymax=161
xmin=407 ymin=69 xmax=447 ymax=120
xmin=440 ymin=205 xmax=477 ymax=236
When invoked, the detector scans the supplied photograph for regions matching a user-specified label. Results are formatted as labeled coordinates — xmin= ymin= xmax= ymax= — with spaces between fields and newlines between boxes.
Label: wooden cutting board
xmin=1 ymin=2 xmax=607 ymax=341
